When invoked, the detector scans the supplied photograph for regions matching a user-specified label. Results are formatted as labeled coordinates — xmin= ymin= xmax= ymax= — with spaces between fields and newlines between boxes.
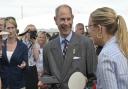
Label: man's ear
xmin=54 ymin=16 xmax=56 ymax=21
xmin=72 ymin=15 xmax=74 ymax=19
xmin=54 ymin=16 xmax=57 ymax=25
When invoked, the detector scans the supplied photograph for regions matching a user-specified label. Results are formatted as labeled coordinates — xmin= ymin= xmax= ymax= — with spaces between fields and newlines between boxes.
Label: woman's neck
xmin=40 ymin=44 xmax=44 ymax=48
xmin=103 ymin=34 xmax=113 ymax=45
xmin=7 ymin=38 xmax=17 ymax=44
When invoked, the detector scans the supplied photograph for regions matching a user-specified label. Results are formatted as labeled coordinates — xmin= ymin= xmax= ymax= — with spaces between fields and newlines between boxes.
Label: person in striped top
xmin=86 ymin=7 xmax=128 ymax=89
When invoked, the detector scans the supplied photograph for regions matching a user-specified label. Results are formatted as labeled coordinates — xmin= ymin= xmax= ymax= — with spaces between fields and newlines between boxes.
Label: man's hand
xmin=38 ymin=81 xmax=48 ymax=89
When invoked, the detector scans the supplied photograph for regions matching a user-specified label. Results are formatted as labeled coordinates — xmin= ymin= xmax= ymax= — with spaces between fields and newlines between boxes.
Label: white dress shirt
xmin=59 ymin=31 xmax=72 ymax=52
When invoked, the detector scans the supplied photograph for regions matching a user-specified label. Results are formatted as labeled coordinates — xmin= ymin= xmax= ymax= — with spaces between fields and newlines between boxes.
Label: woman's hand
xmin=33 ymin=48 xmax=40 ymax=61
xmin=17 ymin=61 xmax=27 ymax=69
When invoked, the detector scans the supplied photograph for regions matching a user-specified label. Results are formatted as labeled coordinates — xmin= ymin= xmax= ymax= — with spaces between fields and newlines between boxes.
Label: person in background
xmin=0 ymin=32 xmax=3 ymax=89
xmin=87 ymin=7 xmax=128 ymax=89
xmin=0 ymin=17 xmax=5 ymax=32
xmin=45 ymin=32 xmax=51 ymax=41
xmin=75 ymin=23 xmax=85 ymax=36
xmin=0 ymin=16 xmax=28 ymax=89
xmin=33 ymin=31 xmax=47 ymax=89
xmin=0 ymin=17 xmax=5 ymax=89
xmin=0 ymin=17 xmax=8 ymax=40
xmin=43 ymin=4 xmax=97 ymax=89
xmin=49 ymin=32 xmax=59 ymax=40
xmin=20 ymin=24 xmax=38 ymax=89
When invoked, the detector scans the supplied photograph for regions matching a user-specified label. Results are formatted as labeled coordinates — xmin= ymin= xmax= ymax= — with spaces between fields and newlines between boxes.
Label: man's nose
xmin=64 ymin=19 xmax=69 ymax=25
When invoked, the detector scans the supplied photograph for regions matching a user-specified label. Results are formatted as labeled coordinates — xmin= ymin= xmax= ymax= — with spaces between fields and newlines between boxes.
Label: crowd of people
xmin=0 ymin=4 xmax=128 ymax=89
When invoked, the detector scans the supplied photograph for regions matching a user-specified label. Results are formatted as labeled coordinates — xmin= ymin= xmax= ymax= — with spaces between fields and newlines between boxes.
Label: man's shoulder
xmin=49 ymin=36 xmax=59 ymax=44
xmin=45 ymin=37 xmax=59 ymax=48
xmin=73 ymin=33 xmax=92 ymax=44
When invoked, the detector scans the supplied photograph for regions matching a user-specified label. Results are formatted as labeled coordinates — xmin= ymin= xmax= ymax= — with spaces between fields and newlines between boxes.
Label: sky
xmin=0 ymin=0 xmax=128 ymax=33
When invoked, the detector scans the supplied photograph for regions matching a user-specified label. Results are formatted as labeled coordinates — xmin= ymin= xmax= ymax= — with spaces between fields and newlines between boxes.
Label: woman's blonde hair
xmin=5 ymin=16 xmax=17 ymax=28
xmin=91 ymin=7 xmax=128 ymax=58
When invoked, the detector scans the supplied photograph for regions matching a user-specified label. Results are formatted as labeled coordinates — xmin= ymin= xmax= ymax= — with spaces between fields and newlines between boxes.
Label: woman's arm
xmin=98 ymin=56 xmax=118 ymax=89
xmin=18 ymin=44 xmax=28 ymax=69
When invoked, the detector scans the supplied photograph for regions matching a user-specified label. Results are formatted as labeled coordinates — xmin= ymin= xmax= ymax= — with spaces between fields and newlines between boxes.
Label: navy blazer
xmin=0 ymin=40 xmax=28 ymax=89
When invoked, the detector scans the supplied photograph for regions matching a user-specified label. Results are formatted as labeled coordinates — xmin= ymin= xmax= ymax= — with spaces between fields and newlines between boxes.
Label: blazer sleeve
xmin=43 ymin=43 xmax=51 ymax=75
xmin=85 ymin=38 xmax=97 ymax=80
xmin=22 ymin=44 xmax=28 ymax=68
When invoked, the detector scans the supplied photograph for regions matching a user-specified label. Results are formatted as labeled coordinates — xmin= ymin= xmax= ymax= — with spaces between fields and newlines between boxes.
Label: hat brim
xmin=0 ymin=31 xmax=9 ymax=35
xmin=18 ymin=30 xmax=28 ymax=36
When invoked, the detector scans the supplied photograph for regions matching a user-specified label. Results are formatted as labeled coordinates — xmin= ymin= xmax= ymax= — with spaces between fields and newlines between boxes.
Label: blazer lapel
xmin=50 ymin=37 xmax=64 ymax=80
xmin=3 ymin=40 xmax=20 ymax=63
xmin=10 ymin=40 xmax=19 ymax=63
xmin=2 ymin=41 xmax=8 ymax=63
xmin=61 ymin=33 xmax=80 ymax=80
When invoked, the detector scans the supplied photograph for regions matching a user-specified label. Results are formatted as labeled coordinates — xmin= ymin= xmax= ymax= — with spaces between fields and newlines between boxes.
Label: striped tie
xmin=62 ymin=39 xmax=69 ymax=58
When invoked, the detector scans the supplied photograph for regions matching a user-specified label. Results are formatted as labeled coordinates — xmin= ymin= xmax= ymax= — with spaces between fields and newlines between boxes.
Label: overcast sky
xmin=0 ymin=0 xmax=128 ymax=33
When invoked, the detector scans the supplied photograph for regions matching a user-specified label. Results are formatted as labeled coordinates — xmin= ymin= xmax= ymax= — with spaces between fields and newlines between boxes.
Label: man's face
xmin=75 ymin=25 xmax=85 ymax=36
xmin=54 ymin=7 xmax=74 ymax=37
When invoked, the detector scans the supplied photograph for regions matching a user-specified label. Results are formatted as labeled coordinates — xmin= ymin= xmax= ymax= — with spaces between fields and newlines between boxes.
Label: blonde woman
xmin=0 ymin=16 xmax=28 ymax=89
xmin=86 ymin=7 xmax=128 ymax=89
xmin=21 ymin=24 xmax=38 ymax=89
xmin=33 ymin=31 xmax=47 ymax=89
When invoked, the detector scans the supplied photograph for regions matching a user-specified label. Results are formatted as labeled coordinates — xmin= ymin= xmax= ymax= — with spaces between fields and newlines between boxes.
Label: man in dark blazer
xmin=43 ymin=4 xmax=97 ymax=89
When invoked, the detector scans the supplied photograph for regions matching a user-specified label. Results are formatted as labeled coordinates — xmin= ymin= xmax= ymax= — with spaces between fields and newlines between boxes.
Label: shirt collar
xmin=60 ymin=31 xmax=72 ymax=44
xmin=104 ymin=36 xmax=117 ymax=48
